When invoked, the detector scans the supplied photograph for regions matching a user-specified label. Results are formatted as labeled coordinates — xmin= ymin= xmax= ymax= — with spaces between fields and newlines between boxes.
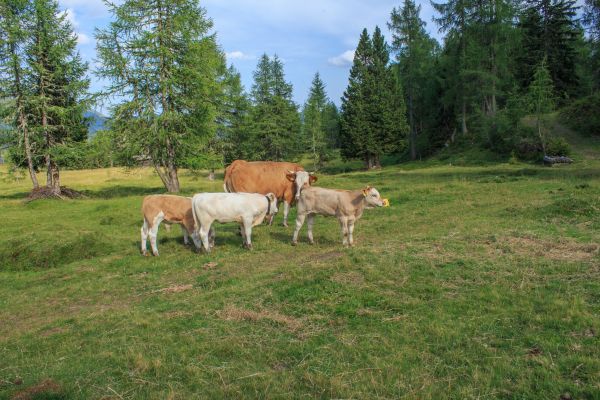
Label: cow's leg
xmin=307 ymin=214 xmax=315 ymax=245
xmin=209 ymin=225 xmax=216 ymax=249
xmin=141 ymin=219 xmax=149 ymax=256
xmin=338 ymin=217 xmax=349 ymax=247
xmin=199 ymin=222 xmax=213 ymax=253
xmin=282 ymin=201 xmax=290 ymax=227
xmin=242 ymin=219 xmax=253 ymax=250
xmin=292 ymin=213 xmax=306 ymax=245
xmin=347 ymin=218 xmax=356 ymax=247
xmin=181 ymin=225 xmax=189 ymax=245
xmin=191 ymin=230 xmax=202 ymax=251
xmin=150 ymin=211 xmax=164 ymax=256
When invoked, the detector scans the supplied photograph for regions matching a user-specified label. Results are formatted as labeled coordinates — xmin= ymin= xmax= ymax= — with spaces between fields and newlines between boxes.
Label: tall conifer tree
xmin=27 ymin=0 xmax=89 ymax=195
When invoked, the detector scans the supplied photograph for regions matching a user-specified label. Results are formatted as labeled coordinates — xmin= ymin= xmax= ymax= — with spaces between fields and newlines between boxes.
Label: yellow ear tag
xmin=383 ymin=198 xmax=390 ymax=207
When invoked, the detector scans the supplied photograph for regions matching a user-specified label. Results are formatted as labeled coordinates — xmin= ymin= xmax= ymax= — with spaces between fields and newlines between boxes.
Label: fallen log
xmin=543 ymin=155 xmax=573 ymax=165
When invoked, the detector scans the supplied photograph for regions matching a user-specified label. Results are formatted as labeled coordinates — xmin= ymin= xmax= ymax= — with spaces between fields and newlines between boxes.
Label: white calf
xmin=192 ymin=192 xmax=278 ymax=252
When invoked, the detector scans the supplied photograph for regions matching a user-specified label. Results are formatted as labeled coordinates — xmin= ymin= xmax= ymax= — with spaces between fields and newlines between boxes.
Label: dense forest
xmin=1 ymin=0 xmax=599 ymax=193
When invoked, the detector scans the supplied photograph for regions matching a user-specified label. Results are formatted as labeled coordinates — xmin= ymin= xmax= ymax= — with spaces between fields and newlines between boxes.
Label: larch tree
xmin=0 ymin=0 xmax=38 ymax=188
xmin=527 ymin=58 xmax=555 ymax=155
xmin=96 ymin=0 xmax=225 ymax=192
xmin=26 ymin=0 xmax=89 ymax=196
xmin=218 ymin=64 xmax=251 ymax=164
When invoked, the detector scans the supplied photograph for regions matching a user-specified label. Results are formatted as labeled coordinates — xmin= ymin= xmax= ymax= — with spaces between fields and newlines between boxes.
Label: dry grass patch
xmin=156 ymin=284 xmax=193 ymax=294
xmin=495 ymin=235 xmax=599 ymax=262
xmin=217 ymin=305 xmax=303 ymax=332
xmin=330 ymin=271 xmax=365 ymax=286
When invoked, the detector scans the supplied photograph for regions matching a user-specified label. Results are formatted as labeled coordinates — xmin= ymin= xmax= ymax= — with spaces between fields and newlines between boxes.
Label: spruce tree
xmin=0 ymin=0 xmax=39 ymax=188
xmin=517 ymin=0 xmax=581 ymax=99
xmin=432 ymin=0 xmax=473 ymax=135
xmin=26 ymin=0 xmax=89 ymax=195
xmin=389 ymin=0 xmax=439 ymax=159
xmin=96 ymin=0 xmax=224 ymax=192
xmin=340 ymin=27 xmax=407 ymax=169
xmin=246 ymin=54 xmax=301 ymax=161
xmin=218 ymin=65 xmax=250 ymax=163
xmin=302 ymin=72 xmax=335 ymax=170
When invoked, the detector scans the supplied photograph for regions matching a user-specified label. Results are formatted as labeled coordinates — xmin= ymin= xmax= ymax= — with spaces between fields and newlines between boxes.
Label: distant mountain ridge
xmin=85 ymin=110 xmax=108 ymax=139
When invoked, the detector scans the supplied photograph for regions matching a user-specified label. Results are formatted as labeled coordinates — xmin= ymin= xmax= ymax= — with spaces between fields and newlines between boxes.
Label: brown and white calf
xmin=292 ymin=186 xmax=385 ymax=247
xmin=141 ymin=194 xmax=200 ymax=256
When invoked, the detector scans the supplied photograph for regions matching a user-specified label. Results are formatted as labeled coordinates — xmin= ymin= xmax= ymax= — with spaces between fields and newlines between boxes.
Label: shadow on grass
xmin=82 ymin=185 xmax=166 ymax=199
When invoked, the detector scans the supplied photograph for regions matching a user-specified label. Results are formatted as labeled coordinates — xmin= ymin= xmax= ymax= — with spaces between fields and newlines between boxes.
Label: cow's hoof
xmin=308 ymin=240 xmax=314 ymax=245
xmin=142 ymin=251 xmax=148 ymax=257
xmin=283 ymin=222 xmax=289 ymax=228
xmin=291 ymin=241 xmax=297 ymax=246
xmin=152 ymin=251 xmax=159 ymax=256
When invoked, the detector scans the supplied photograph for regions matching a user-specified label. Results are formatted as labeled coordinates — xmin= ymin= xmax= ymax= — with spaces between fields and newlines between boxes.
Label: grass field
xmin=1 ymin=131 xmax=599 ymax=399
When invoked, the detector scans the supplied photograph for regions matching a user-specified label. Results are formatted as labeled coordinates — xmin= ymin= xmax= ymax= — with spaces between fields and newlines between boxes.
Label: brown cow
xmin=223 ymin=160 xmax=317 ymax=227
xmin=141 ymin=194 xmax=201 ymax=256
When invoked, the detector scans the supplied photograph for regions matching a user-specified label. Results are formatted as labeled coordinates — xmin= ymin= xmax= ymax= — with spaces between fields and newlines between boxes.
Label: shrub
xmin=545 ymin=137 xmax=571 ymax=156
xmin=559 ymin=93 xmax=600 ymax=136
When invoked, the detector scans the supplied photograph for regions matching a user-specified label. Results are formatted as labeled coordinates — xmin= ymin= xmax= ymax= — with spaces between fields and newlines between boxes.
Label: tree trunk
xmin=17 ymin=101 xmax=38 ymax=189
xmin=461 ymin=99 xmax=468 ymax=136
xmin=208 ymin=169 xmax=215 ymax=181
xmin=11 ymin=40 xmax=39 ymax=189
xmin=409 ymin=93 xmax=417 ymax=160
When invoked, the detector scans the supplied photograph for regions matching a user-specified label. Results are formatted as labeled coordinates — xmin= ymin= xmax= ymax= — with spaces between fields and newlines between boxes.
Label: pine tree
xmin=389 ymin=0 xmax=439 ymax=159
xmin=26 ymin=0 xmax=89 ymax=195
xmin=302 ymin=72 xmax=335 ymax=170
xmin=526 ymin=58 xmax=555 ymax=155
xmin=96 ymin=0 xmax=224 ymax=192
xmin=584 ymin=0 xmax=600 ymax=90
xmin=0 ymin=0 xmax=39 ymax=188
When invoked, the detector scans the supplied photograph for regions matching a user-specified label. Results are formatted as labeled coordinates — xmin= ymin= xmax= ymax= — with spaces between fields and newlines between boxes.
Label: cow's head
xmin=286 ymin=170 xmax=317 ymax=200
xmin=265 ymin=193 xmax=278 ymax=215
xmin=361 ymin=186 xmax=384 ymax=208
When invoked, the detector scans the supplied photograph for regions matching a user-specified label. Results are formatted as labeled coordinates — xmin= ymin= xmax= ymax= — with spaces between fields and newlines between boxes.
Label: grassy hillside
xmin=0 ymin=152 xmax=599 ymax=398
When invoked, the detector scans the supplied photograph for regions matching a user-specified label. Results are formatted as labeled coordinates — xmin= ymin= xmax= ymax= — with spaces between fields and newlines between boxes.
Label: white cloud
xmin=77 ymin=32 xmax=92 ymax=45
xmin=328 ymin=50 xmax=355 ymax=67
xmin=226 ymin=51 xmax=254 ymax=61
xmin=63 ymin=8 xmax=79 ymax=27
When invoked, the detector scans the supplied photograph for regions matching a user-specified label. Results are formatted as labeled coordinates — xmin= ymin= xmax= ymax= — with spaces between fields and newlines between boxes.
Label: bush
xmin=545 ymin=137 xmax=571 ymax=156
xmin=559 ymin=93 xmax=600 ymax=136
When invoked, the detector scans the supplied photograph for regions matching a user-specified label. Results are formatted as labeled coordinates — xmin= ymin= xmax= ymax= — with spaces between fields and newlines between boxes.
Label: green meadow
xmin=1 ymin=134 xmax=599 ymax=399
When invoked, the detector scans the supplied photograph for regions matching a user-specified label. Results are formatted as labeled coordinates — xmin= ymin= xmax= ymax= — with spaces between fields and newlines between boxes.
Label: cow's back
xmin=224 ymin=160 xmax=303 ymax=198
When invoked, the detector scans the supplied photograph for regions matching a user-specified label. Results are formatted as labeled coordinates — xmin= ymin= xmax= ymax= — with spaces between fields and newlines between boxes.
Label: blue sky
xmin=57 ymin=0 xmax=442 ymax=114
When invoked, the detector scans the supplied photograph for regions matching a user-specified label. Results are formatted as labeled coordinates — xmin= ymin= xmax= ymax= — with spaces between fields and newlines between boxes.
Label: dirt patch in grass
xmin=494 ymin=235 xmax=599 ymax=262
xmin=11 ymin=379 xmax=64 ymax=400
xmin=217 ymin=305 xmax=303 ymax=332
xmin=156 ymin=284 xmax=193 ymax=294
xmin=163 ymin=310 xmax=193 ymax=319
xmin=330 ymin=271 xmax=365 ymax=286
xmin=39 ymin=326 xmax=68 ymax=337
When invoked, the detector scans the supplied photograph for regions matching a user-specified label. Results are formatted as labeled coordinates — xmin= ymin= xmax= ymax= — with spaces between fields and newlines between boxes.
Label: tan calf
xmin=141 ymin=195 xmax=200 ymax=256
xmin=292 ymin=186 xmax=385 ymax=247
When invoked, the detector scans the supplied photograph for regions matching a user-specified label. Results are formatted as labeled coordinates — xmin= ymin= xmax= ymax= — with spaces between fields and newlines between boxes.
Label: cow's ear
xmin=286 ymin=171 xmax=296 ymax=182
xmin=362 ymin=188 xmax=369 ymax=197
xmin=309 ymin=174 xmax=318 ymax=184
